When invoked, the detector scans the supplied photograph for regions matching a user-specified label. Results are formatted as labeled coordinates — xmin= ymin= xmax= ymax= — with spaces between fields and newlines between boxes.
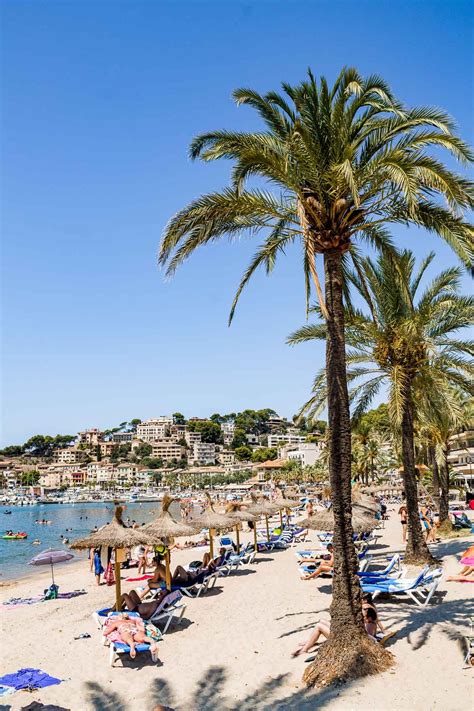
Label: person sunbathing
xmin=139 ymin=557 xmax=211 ymax=598
xmin=112 ymin=588 xmax=172 ymax=620
xmin=301 ymin=544 xmax=333 ymax=580
xmin=292 ymin=603 xmax=386 ymax=657
xmin=103 ymin=612 xmax=157 ymax=659
xmin=446 ymin=545 xmax=474 ymax=581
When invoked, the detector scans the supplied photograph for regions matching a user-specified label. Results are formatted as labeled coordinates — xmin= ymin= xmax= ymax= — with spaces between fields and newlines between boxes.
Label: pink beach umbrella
xmin=29 ymin=548 xmax=74 ymax=586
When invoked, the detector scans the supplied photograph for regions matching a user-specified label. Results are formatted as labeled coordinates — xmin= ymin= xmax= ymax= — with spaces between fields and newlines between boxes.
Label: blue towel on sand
xmin=0 ymin=668 xmax=62 ymax=691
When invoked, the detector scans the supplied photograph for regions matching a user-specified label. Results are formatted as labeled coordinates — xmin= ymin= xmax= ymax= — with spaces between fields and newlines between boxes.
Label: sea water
xmin=0 ymin=501 xmax=182 ymax=580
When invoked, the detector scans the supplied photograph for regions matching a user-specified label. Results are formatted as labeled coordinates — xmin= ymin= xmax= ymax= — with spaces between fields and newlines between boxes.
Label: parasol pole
xmin=114 ymin=550 xmax=121 ymax=612
xmin=235 ymin=524 xmax=240 ymax=552
xmin=279 ymin=509 xmax=283 ymax=528
xmin=209 ymin=528 xmax=215 ymax=560
xmin=51 ymin=561 xmax=55 ymax=586
xmin=165 ymin=548 xmax=172 ymax=591
xmin=253 ymin=522 xmax=258 ymax=558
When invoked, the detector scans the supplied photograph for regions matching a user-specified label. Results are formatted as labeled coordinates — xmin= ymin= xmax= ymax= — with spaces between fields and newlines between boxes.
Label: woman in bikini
xmin=103 ymin=613 xmax=157 ymax=659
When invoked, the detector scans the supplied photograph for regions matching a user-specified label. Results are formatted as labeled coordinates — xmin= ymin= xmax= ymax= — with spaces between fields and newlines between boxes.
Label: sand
xmin=0 ymin=513 xmax=472 ymax=711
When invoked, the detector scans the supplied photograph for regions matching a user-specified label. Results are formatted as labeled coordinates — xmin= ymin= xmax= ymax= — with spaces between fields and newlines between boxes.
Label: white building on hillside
xmin=151 ymin=440 xmax=185 ymax=462
xmin=287 ymin=443 xmax=323 ymax=467
xmin=268 ymin=433 xmax=306 ymax=448
xmin=189 ymin=441 xmax=216 ymax=465
xmin=185 ymin=431 xmax=202 ymax=447
xmin=137 ymin=418 xmax=173 ymax=442
xmin=448 ymin=429 xmax=474 ymax=490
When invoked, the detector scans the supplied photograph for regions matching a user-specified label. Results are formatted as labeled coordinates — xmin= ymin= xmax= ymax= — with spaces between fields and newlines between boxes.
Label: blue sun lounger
xmin=361 ymin=566 xmax=442 ymax=607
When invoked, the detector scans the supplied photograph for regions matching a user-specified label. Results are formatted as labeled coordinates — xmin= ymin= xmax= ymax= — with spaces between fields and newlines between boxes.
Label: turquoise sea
xmin=0 ymin=501 xmax=180 ymax=580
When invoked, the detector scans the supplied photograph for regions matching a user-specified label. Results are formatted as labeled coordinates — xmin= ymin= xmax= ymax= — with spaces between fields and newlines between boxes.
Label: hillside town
xmin=0 ymin=410 xmax=329 ymax=497
xmin=1 ymin=409 xmax=473 ymax=502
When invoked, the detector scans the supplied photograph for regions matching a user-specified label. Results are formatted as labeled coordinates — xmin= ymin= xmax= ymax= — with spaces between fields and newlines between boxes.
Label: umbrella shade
xmin=299 ymin=507 xmax=377 ymax=534
xmin=225 ymin=504 xmax=259 ymax=555
xmin=143 ymin=495 xmax=197 ymax=590
xmin=29 ymin=549 xmax=74 ymax=566
xmin=70 ymin=506 xmax=151 ymax=610
xmin=190 ymin=496 xmax=236 ymax=558
xmin=273 ymin=497 xmax=300 ymax=509
xmin=29 ymin=548 xmax=74 ymax=586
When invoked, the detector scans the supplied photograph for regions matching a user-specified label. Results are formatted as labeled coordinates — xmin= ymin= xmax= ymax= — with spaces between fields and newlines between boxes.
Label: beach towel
xmin=3 ymin=590 xmax=86 ymax=609
xmin=0 ymin=669 xmax=62 ymax=691
xmin=125 ymin=574 xmax=153 ymax=582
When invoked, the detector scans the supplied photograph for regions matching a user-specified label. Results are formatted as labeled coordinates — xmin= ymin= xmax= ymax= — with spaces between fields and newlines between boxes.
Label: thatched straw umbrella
xmin=70 ymin=506 xmax=152 ymax=611
xmin=273 ymin=496 xmax=301 ymax=528
xmin=190 ymin=495 xmax=235 ymax=560
xmin=142 ymin=495 xmax=197 ymax=591
xmin=247 ymin=495 xmax=280 ymax=541
xmin=299 ymin=505 xmax=377 ymax=534
xmin=225 ymin=503 xmax=258 ymax=553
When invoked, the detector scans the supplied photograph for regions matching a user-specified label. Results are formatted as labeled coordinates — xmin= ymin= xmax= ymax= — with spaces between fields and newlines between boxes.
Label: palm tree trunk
xmin=304 ymin=251 xmax=392 ymax=687
xmin=438 ymin=445 xmax=450 ymax=525
xmin=401 ymin=383 xmax=435 ymax=564
xmin=428 ymin=444 xmax=440 ymax=509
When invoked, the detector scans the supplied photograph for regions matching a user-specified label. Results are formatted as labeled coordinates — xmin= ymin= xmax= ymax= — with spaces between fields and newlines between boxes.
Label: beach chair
xmin=219 ymin=536 xmax=235 ymax=552
xmin=179 ymin=570 xmax=221 ymax=597
xmin=147 ymin=590 xmax=187 ymax=633
xmin=99 ymin=611 xmax=160 ymax=667
xmin=358 ymin=554 xmax=401 ymax=578
xmin=361 ymin=566 xmax=442 ymax=607
xmin=221 ymin=545 xmax=256 ymax=574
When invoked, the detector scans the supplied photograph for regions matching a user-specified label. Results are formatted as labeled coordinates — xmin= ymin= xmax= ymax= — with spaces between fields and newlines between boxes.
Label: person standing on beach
xmin=93 ymin=547 xmax=104 ymax=585
xmin=398 ymin=495 xmax=408 ymax=543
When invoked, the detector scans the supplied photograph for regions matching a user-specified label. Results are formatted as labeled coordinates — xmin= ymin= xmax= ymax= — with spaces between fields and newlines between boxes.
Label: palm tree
xmin=159 ymin=69 xmax=473 ymax=684
xmin=289 ymin=250 xmax=473 ymax=562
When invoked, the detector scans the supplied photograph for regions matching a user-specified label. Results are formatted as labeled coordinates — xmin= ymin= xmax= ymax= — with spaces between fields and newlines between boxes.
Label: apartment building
xmin=287 ymin=442 xmax=322 ymax=467
xmin=99 ymin=441 xmax=116 ymax=457
xmin=151 ymin=440 xmax=186 ymax=462
xmin=189 ymin=441 xmax=216 ymax=465
xmin=137 ymin=418 xmax=172 ymax=442
xmin=54 ymin=448 xmax=87 ymax=464
xmin=111 ymin=431 xmax=133 ymax=443
xmin=267 ymin=433 xmax=306 ymax=448
xmin=221 ymin=422 xmax=235 ymax=445
xmin=77 ymin=429 xmax=103 ymax=446
xmin=170 ymin=424 xmax=186 ymax=441
xmin=448 ymin=429 xmax=474 ymax=489
xmin=185 ymin=431 xmax=202 ymax=447
xmin=115 ymin=463 xmax=139 ymax=482
xmin=217 ymin=450 xmax=236 ymax=466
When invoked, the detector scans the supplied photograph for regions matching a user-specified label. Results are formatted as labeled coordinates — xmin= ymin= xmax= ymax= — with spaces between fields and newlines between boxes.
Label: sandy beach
xmin=1 ymin=512 xmax=472 ymax=711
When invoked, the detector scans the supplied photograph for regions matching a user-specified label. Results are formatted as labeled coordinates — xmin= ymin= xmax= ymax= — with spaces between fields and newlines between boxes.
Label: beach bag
xmin=44 ymin=584 xmax=59 ymax=600
xmin=104 ymin=562 xmax=115 ymax=586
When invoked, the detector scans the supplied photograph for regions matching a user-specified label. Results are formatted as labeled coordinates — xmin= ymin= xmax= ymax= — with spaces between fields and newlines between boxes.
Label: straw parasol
xmin=142 ymin=495 xmax=197 ymax=590
xmin=190 ymin=494 xmax=236 ymax=560
xmin=273 ymin=496 xmax=301 ymax=528
xmin=71 ymin=506 xmax=152 ymax=610
xmin=225 ymin=502 xmax=258 ymax=553
xmin=298 ymin=505 xmax=377 ymax=534
xmin=247 ymin=494 xmax=281 ymax=542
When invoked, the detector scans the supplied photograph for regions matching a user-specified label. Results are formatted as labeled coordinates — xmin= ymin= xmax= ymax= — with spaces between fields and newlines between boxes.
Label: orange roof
xmin=257 ymin=459 xmax=287 ymax=469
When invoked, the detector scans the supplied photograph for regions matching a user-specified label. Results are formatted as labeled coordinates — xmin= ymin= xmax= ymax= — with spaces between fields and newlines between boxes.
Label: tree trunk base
xmin=437 ymin=519 xmax=453 ymax=536
xmin=302 ymin=631 xmax=393 ymax=688
xmin=403 ymin=549 xmax=437 ymax=566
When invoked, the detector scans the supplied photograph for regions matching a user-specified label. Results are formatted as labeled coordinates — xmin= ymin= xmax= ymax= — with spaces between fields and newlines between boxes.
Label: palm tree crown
xmin=160 ymin=67 xmax=473 ymax=316
xmin=288 ymin=250 xmax=474 ymax=431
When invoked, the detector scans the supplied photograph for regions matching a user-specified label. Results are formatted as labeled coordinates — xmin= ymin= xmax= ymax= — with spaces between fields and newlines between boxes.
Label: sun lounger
xmin=358 ymin=554 xmax=400 ymax=578
xmin=361 ymin=566 xmax=442 ymax=607
xmin=221 ymin=545 xmax=256 ymax=574
xmin=99 ymin=611 xmax=160 ymax=667
xmin=147 ymin=590 xmax=187 ymax=632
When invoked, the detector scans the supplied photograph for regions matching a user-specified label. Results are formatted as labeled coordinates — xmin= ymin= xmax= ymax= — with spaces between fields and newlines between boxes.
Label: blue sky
xmin=1 ymin=0 xmax=473 ymax=445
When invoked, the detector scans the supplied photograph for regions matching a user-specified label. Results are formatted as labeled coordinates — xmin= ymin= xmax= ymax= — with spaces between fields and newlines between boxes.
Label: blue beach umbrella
xmin=29 ymin=548 xmax=74 ymax=586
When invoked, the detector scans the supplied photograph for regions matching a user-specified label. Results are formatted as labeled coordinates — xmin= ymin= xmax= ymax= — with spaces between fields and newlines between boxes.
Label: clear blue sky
xmin=1 ymin=0 xmax=473 ymax=445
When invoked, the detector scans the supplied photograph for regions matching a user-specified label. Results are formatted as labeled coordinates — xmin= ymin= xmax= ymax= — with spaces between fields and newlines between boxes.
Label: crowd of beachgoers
xmin=0 ymin=489 xmax=473 ymax=710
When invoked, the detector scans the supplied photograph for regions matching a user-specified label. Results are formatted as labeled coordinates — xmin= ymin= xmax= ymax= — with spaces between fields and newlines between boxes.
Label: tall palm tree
xmin=159 ymin=69 xmax=473 ymax=684
xmin=289 ymin=250 xmax=473 ymax=563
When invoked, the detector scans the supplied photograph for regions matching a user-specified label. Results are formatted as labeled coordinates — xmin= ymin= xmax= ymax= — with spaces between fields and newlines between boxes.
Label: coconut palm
xmin=289 ymin=250 xmax=473 ymax=563
xmin=159 ymin=68 xmax=473 ymax=684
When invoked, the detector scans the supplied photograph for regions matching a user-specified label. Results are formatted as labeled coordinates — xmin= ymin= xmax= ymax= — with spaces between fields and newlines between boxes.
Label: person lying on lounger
xmin=103 ymin=612 xmax=158 ymax=659
xmin=139 ymin=557 xmax=213 ymax=598
xmin=301 ymin=544 xmax=333 ymax=580
xmin=112 ymin=588 xmax=172 ymax=620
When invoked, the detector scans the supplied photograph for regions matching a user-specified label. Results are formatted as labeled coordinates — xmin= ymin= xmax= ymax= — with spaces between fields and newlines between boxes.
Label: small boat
xmin=2 ymin=533 xmax=28 ymax=540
